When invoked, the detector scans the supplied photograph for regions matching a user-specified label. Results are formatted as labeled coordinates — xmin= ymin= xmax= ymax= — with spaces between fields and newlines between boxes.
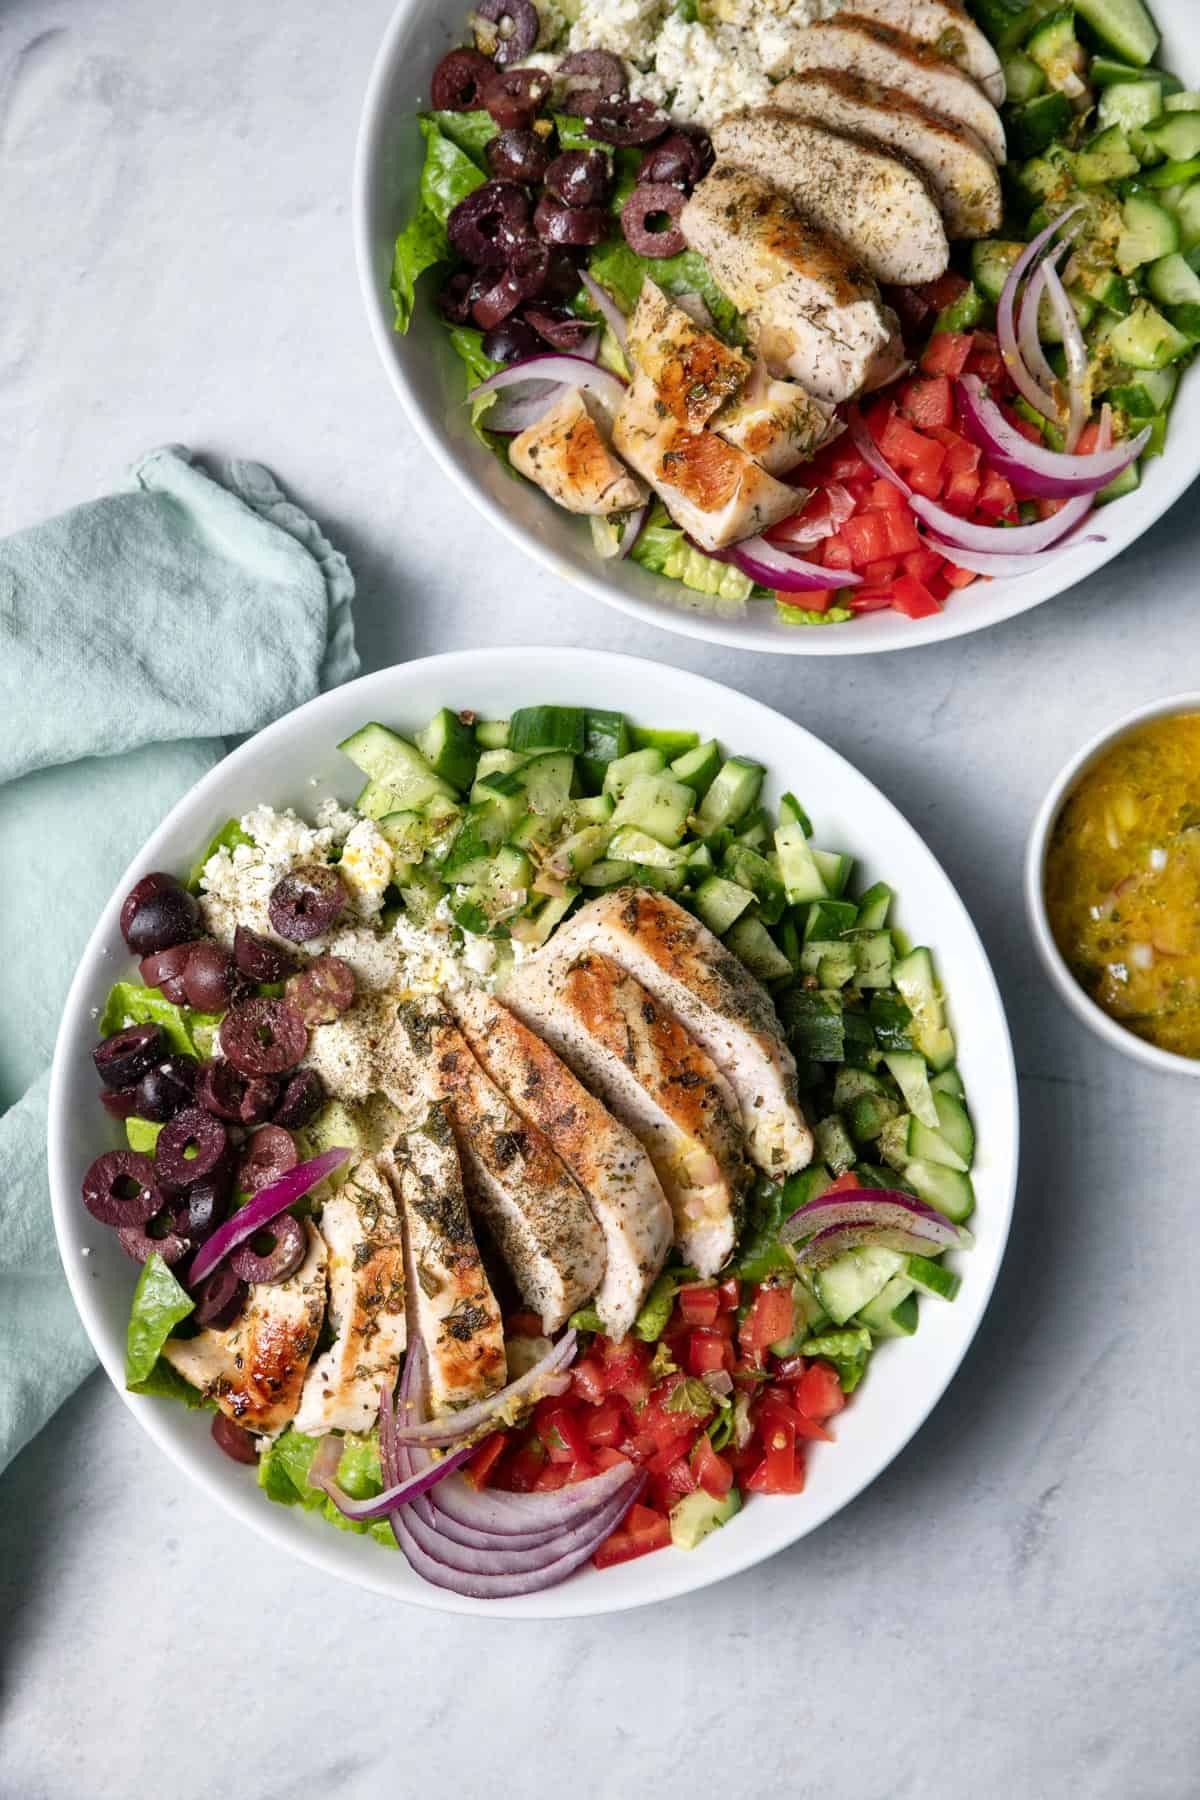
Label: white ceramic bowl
xmin=50 ymin=649 xmax=1018 ymax=1616
xmin=1026 ymin=690 xmax=1200 ymax=1077
xmin=354 ymin=0 xmax=1199 ymax=657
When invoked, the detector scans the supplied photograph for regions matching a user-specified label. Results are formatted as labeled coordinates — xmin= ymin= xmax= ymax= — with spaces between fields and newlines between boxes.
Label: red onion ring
xmin=310 ymin=1430 xmax=478 ymax=1522
xmin=579 ymin=270 xmax=628 ymax=353
xmin=956 ymin=376 xmax=1148 ymax=498
xmin=718 ymin=533 xmax=862 ymax=592
xmin=921 ymin=530 xmax=1105 ymax=576
xmin=782 ymin=1187 xmax=970 ymax=1245
xmin=390 ymin=1479 xmax=642 ymax=1595
xmin=996 ymin=204 xmax=1085 ymax=417
xmin=469 ymin=351 xmax=627 ymax=433
xmin=1016 ymin=247 xmax=1071 ymax=417
xmin=391 ymin=1329 xmax=577 ymax=1445
xmin=186 ymin=1146 xmax=350 ymax=1286
xmin=1041 ymin=259 xmax=1090 ymax=451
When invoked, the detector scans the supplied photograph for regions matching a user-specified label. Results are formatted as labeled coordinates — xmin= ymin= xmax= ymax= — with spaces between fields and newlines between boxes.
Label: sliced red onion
xmin=1016 ymin=253 xmax=1068 ymax=418
xmin=997 ymin=204 xmax=1085 ymax=417
xmin=619 ymin=501 xmax=648 ymax=560
xmin=847 ymin=407 xmax=911 ymax=498
xmin=187 ymin=1146 xmax=350 ymax=1286
xmin=673 ymin=291 xmax=713 ymax=329
xmin=922 ymin=530 xmax=1104 ymax=577
xmin=789 ymin=1220 xmax=958 ymax=1269
xmin=957 ymin=376 xmax=1148 ymax=499
xmin=579 ymin=271 xmax=628 ymax=352
xmin=719 ymin=533 xmax=862 ymax=592
xmin=771 ymin=483 xmax=855 ymax=550
xmin=396 ymin=1476 xmax=640 ymax=1581
xmin=1041 ymin=259 xmax=1089 ymax=451
xmin=468 ymin=353 xmax=627 ymax=433
xmin=310 ymin=1430 xmax=477 ymax=1522
xmin=781 ymin=1188 xmax=970 ymax=1252
xmin=392 ymin=1329 xmax=578 ymax=1445
xmin=910 ymin=490 xmax=1092 ymax=554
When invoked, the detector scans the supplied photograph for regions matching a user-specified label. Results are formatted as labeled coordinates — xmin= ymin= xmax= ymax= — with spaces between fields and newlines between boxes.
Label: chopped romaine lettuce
xmin=587 ymin=238 xmax=745 ymax=343
xmin=425 ymin=107 xmax=497 ymax=162
xmin=99 ymin=982 xmax=221 ymax=1058
xmin=187 ymin=817 xmax=254 ymax=891
xmin=733 ymin=1179 xmax=794 ymax=1284
xmin=125 ymin=1254 xmax=194 ymax=1391
xmin=125 ymin=1118 xmax=162 ymax=1154
xmin=631 ymin=503 xmax=755 ymax=602
xmin=391 ymin=116 xmax=489 ymax=332
xmin=776 ymin=604 xmax=853 ymax=626
xmin=259 ymin=1427 xmax=395 ymax=1547
xmin=632 ymin=1262 xmax=698 ymax=1342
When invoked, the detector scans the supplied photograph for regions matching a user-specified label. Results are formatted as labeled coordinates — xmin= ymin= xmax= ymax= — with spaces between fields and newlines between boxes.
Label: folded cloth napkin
xmin=0 ymin=446 xmax=358 ymax=1476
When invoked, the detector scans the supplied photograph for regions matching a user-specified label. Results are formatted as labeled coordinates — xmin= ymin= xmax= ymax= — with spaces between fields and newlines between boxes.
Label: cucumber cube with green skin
xmin=933 ymin=282 xmax=984 ymax=334
xmin=904 ymin=1159 xmax=975 ymax=1224
xmin=848 ymin=930 xmax=894 ymax=989
xmin=579 ymin=709 xmax=630 ymax=790
xmin=1098 ymin=79 xmax=1163 ymax=135
xmin=1165 ymin=92 xmax=1200 ymax=113
xmin=841 ymin=1008 xmax=880 ymax=1070
xmin=906 ymin=1253 xmax=962 ymax=1301
xmin=440 ymin=818 xmax=500 ymax=885
xmin=1148 ymin=252 xmax=1200 ymax=306
xmin=778 ymin=792 xmax=813 ymax=836
xmin=971 ymin=239 xmax=1024 ymax=302
xmin=846 ymin=1089 xmax=900 ymax=1143
xmin=1096 ymin=460 xmax=1142 ymax=504
xmin=883 ymin=1049 xmax=939 ymax=1129
xmin=892 ymin=949 xmax=955 ymax=1071
xmin=1108 ymin=298 xmax=1192 ymax=364
xmin=693 ymin=874 xmax=755 ymax=936
xmin=733 ymin=808 xmax=772 ymax=852
xmin=816 ymin=1246 xmax=906 ymax=1326
xmin=813 ymin=1113 xmax=857 ymax=1176
xmin=474 ymin=718 xmax=510 ymax=750
xmin=1010 ymin=92 xmax=1074 ymax=158
xmin=1118 ymin=193 xmax=1181 ymax=272
xmin=670 ymin=738 xmax=722 ymax=799
xmin=1079 ymin=267 xmax=1135 ymax=316
xmin=338 ymin=722 xmax=457 ymax=809
xmin=774 ymin=912 xmax=803 ymax=972
xmin=1174 ymin=185 xmax=1200 ymax=252
xmin=929 ymin=1066 xmax=965 ymax=1100
xmin=509 ymin=887 xmax=579 ymax=948
xmin=607 ymin=826 xmax=692 ymax=870
xmin=1025 ymin=8 xmax=1082 ymax=91
xmin=1091 ymin=54 xmax=1172 ymax=87
xmin=1002 ymin=48 xmax=1046 ymax=103
xmin=630 ymin=724 xmax=699 ymax=759
xmin=580 ymin=858 xmax=637 ymax=888
xmin=778 ymin=989 xmax=844 ymax=1061
xmin=415 ymin=708 xmax=478 ymax=792
xmin=723 ymin=914 xmax=793 ymax=983
xmin=376 ymin=810 xmax=430 ymax=863
xmin=602 ymin=746 xmax=665 ymax=797
xmin=1144 ymin=157 xmax=1200 ymax=188
xmin=775 ymin=819 xmax=827 ymax=904
xmin=859 ymin=1276 xmax=920 ymax=1337
xmin=507 ymin=705 xmax=585 ymax=754
xmin=855 ymin=881 xmax=893 ymax=931
xmin=1075 ymin=0 xmax=1159 ymax=66
xmin=696 ymin=757 xmax=765 ymax=833
xmin=832 ymin=1065 xmax=889 ymax=1110
xmin=971 ymin=0 xmax=1048 ymax=49
xmin=721 ymin=844 xmax=786 ymax=923
xmin=610 ymin=774 xmax=695 ymax=846
xmin=545 ymin=825 xmax=614 ymax=879
xmin=1075 ymin=125 xmax=1141 ymax=186
xmin=570 ymin=792 xmax=615 ymax=826
xmin=516 ymin=751 xmax=575 ymax=825
xmin=867 ymin=992 xmax=913 ymax=1051
xmin=906 ymin=1113 xmax=969 ymax=1174
xmin=811 ymin=847 xmax=853 ymax=896
xmin=1141 ymin=113 xmax=1200 ymax=164
xmin=804 ymin=897 xmax=857 ymax=941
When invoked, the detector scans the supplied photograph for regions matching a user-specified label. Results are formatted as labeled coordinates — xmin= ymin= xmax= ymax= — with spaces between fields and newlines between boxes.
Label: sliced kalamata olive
xmin=155 ymin=1106 xmax=229 ymax=1191
xmin=232 ymin=924 xmax=294 ymax=983
xmin=82 ymin=1150 xmax=162 ymax=1228
xmin=272 ymin=1068 xmax=325 ymax=1130
xmin=195 ymin=1058 xmax=280 ymax=1125
xmin=180 ymin=941 xmax=239 ymax=1012
xmin=430 ymin=46 xmax=495 ymax=112
xmin=285 ymin=955 xmax=356 ymax=1026
xmin=544 ymin=247 xmax=584 ymax=304
xmin=238 ymin=1124 xmax=298 ymax=1194
xmin=139 ymin=941 xmax=199 ymax=1005
xmin=267 ymin=864 xmax=346 ymax=943
xmin=133 ymin=1055 xmax=198 ymax=1123
xmin=117 ymin=1209 xmax=191 ymax=1266
xmin=230 ymin=1212 xmax=307 ymax=1285
xmin=195 ymin=1265 xmax=248 ymax=1331
xmin=534 ymin=194 xmax=608 ymax=246
xmin=93 ymin=1023 xmax=168 ymax=1090
xmin=219 ymin=997 xmax=308 ymax=1076
xmin=483 ymin=64 xmax=551 ymax=130
xmin=211 ymin=1411 xmax=259 ymax=1463
xmin=100 ymin=1087 xmax=140 ymax=1122
xmin=523 ymin=306 xmax=597 ymax=351
xmin=622 ymin=182 xmax=687 ymax=257
xmin=447 ymin=180 xmax=531 ymax=269
xmin=639 ymin=129 xmax=711 ymax=190
xmin=473 ymin=267 xmax=527 ymax=330
xmin=482 ymin=315 xmax=542 ymax=363
xmin=487 ymin=126 xmax=552 ymax=185
xmin=439 ymin=269 xmax=481 ymax=326
xmin=179 ymin=1174 xmax=229 ymax=1241
xmin=472 ymin=240 xmax=551 ymax=328
xmin=584 ymin=97 xmax=669 ymax=147
xmin=474 ymin=0 xmax=538 ymax=66
xmin=559 ymin=49 xmax=627 ymax=101
xmin=544 ymin=149 xmax=610 ymax=209
xmin=120 ymin=873 xmax=201 ymax=956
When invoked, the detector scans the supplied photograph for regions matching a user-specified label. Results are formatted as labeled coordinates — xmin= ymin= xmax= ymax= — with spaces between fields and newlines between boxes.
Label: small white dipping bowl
xmin=1026 ymin=691 xmax=1200 ymax=1078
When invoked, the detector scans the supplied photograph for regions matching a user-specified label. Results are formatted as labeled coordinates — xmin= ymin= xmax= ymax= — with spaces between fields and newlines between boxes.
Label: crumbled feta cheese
xmin=338 ymin=819 xmax=394 ymax=919
xmin=630 ymin=16 xmax=770 ymax=126
xmin=568 ymin=0 xmax=666 ymax=62
xmin=314 ymin=797 xmax=359 ymax=841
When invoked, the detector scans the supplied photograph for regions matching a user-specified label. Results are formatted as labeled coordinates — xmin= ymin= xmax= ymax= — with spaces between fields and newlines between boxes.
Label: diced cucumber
xmin=1079 ymin=267 xmax=1135 ymax=315
xmin=882 ymin=1049 xmax=939 ymax=1129
xmin=339 ymin=723 xmax=455 ymax=810
xmin=868 ymin=992 xmax=913 ymax=1051
xmin=1092 ymin=53 xmax=1170 ymax=86
xmin=1098 ymin=78 xmax=1163 ymax=135
xmin=669 ymin=738 xmax=722 ymax=798
xmin=1038 ymin=281 xmax=1097 ymax=343
xmin=906 ymin=1253 xmax=962 ymax=1302
xmin=733 ymin=808 xmax=771 ymax=852
xmin=906 ymin=1113 xmax=969 ymax=1174
xmin=971 ymin=239 xmax=1024 ymax=303
xmin=1074 ymin=0 xmax=1158 ymax=66
xmin=507 ymin=705 xmax=585 ymax=754
xmin=415 ymin=708 xmax=478 ymax=792
xmin=778 ymin=989 xmax=844 ymax=1061
xmin=1117 ymin=192 xmax=1179 ymax=271
xmin=1009 ymin=91 xmax=1073 ymax=158
xmin=1166 ymin=91 xmax=1200 ymax=113
xmin=1075 ymin=124 xmax=1140 ymax=186
xmin=929 ymin=1066 xmax=966 ymax=1100
xmin=813 ymin=1113 xmax=857 ymax=1176
xmin=811 ymin=847 xmax=853 ymax=896
xmin=1097 ymin=458 xmax=1143 ymax=502
xmin=775 ymin=819 xmax=827 ymax=904
xmin=545 ymin=825 xmax=614 ymax=879
xmin=970 ymin=0 xmax=1048 ymax=50
xmin=607 ymin=826 xmax=692 ymax=869
xmin=1172 ymin=184 xmax=1200 ymax=252
xmin=904 ymin=1159 xmax=975 ymax=1224
xmin=845 ymin=1089 xmax=900 ymax=1143
xmin=778 ymin=792 xmax=813 ymax=835
xmin=696 ymin=757 xmax=765 ymax=833
xmin=722 ymin=845 xmax=786 ymax=923
xmin=602 ymin=746 xmax=665 ymax=797
xmin=800 ymin=939 xmax=858 ymax=988
xmin=376 ymin=809 xmax=427 ymax=863
xmin=816 ymin=1246 xmax=906 ymax=1327
xmin=396 ymin=860 xmax=443 ymax=923
xmin=610 ymin=773 xmax=694 ymax=846
xmin=832 ymin=1066 xmax=888 ymax=1110
xmin=579 ymin=709 xmax=630 ymax=789
xmin=474 ymin=719 xmax=510 ymax=750
xmin=669 ymin=1485 xmax=741 ymax=1551
xmin=724 ymin=914 xmax=793 ymax=983
xmin=804 ymin=898 xmax=857 ymax=941
xmin=1141 ymin=112 xmax=1200 ymax=164
xmin=1025 ymin=8 xmax=1082 ymax=92
xmin=516 ymin=751 xmax=575 ymax=824
xmin=1148 ymin=251 xmax=1200 ymax=306
xmin=693 ymin=874 xmax=755 ymax=935
xmin=1144 ymin=156 xmax=1200 ymax=188
xmin=858 ymin=1273 xmax=919 ymax=1337
xmin=570 ymin=793 xmax=615 ymax=826
xmin=1002 ymin=48 xmax=1046 ymax=103
xmin=773 ymin=912 xmax=803 ymax=973
xmin=1107 ymin=298 xmax=1192 ymax=365
xmin=580 ymin=858 xmax=637 ymax=888
xmin=933 ymin=281 xmax=984 ymax=334
xmin=630 ymin=725 xmax=699 ymax=759
xmin=892 ymin=949 xmax=955 ymax=1071
xmin=855 ymin=881 xmax=893 ymax=931
xmin=441 ymin=817 xmax=501 ymax=885
xmin=508 ymin=888 xmax=579 ymax=947
xmin=848 ymin=930 xmax=894 ymax=990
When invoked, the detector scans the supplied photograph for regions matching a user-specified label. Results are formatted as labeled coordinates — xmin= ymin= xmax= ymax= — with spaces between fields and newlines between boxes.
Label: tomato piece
xmin=826 ymin=444 xmax=870 ymax=483
xmin=571 ymin=1354 xmax=608 ymax=1405
xmin=863 ymin=558 xmax=898 ymax=585
xmin=900 ymin=374 xmax=954 ymax=431
xmin=1075 ymin=421 xmax=1102 ymax=455
xmin=863 ymin=477 xmax=906 ymax=511
xmin=778 ymin=586 xmax=833 ymax=613
xmin=937 ymin=432 xmax=982 ymax=476
xmin=881 ymin=507 xmax=921 ymax=557
xmin=505 ymin=1438 xmax=547 ymax=1492
xmin=942 ymin=468 xmax=982 ymax=517
xmin=592 ymin=1504 xmax=671 ymax=1569
xmin=891 ymin=574 xmax=942 ymax=619
xmin=583 ymin=1397 xmax=627 ymax=1447
xmin=534 ymin=1460 xmax=571 ymax=1492
xmin=977 ymin=470 xmax=1017 ymax=519
xmin=842 ymin=511 xmax=893 ymax=567
xmin=687 ymin=1328 xmax=731 ymax=1376
xmin=590 ymin=1446 xmax=629 ymax=1474
xmin=918 ymin=271 xmax=969 ymax=312
xmin=465 ymin=1432 xmax=506 ymax=1490
xmin=902 ymin=547 xmax=945 ymax=584
xmin=504 ymin=1311 xmax=544 ymax=1338
xmin=740 ymin=1283 xmax=795 ymax=1353
xmin=647 ymin=1447 xmax=697 ymax=1497
xmin=756 ymin=1414 xmax=806 ymax=1494
xmin=793 ymin=1360 xmax=847 ymax=1423
xmin=943 ymin=561 xmax=978 ymax=589
xmin=821 ymin=532 xmax=855 ymax=570
xmin=878 ymin=413 xmax=926 ymax=470
xmin=824 ymin=1170 xmax=861 ymax=1194
xmin=692 ymin=1434 xmax=735 ymax=1499
xmin=678 ymin=1285 xmax=721 ymax=1328
xmin=920 ymin=331 xmax=973 ymax=378
xmin=846 ymin=585 xmax=894 ymax=613
xmin=717 ymin=1276 xmax=741 ymax=1313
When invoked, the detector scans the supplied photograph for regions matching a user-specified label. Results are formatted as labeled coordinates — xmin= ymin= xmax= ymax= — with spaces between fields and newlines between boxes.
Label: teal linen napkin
xmin=0 ymin=447 xmax=358 ymax=1475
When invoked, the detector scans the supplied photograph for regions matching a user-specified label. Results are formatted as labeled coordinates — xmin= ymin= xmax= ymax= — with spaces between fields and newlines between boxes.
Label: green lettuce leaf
xmin=187 ymin=817 xmax=254 ymax=891
xmin=99 ymin=982 xmax=221 ymax=1058
xmin=632 ymin=1262 xmax=698 ymax=1343
xmin=426 ymin=107 xmax=497 ymax=161
xmin=776 ymin=604 xmax=854 ymax=626
xmin=129 ymin=1358 xmax=213 ymax=1409
xmin=733 ymin=1178 xmax=794 ymax=1284
xmin=259 ymin=1427 xmax=395 ymax=1547
xmin=125 ymin=1255 xmax=195 ymax=1389
xmin=587 ymin=238 xmax=745 ymax=343
xmin=392 ymin=116 xmax=489 ymax=332
xmin=630 ymin=503 xmax=756 ymax=602
xmin=125 ymin=1118 xmax=162 ymax=1154
xmin=447 ymin=325 xmax=518 ymax=470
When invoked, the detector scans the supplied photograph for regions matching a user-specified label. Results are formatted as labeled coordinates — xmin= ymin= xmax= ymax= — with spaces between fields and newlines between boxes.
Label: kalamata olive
xmin=120 ymin=873 xmax=201 ymax=955
xmin=559 ymin=49 xmax=627 ymax=102
xmin=82 ymin=1150 xmax=162 ymax=1228
xmin=195 ymin=1265 xmax=248 ymax=1331
xmin=639 ymin=129 xmax=711 ymax=190
xmin=583 ymin=97 xmax=670 ymax=147
xmin=483 ymin=64 xmax=551 ymax=130
xmin=178 ymin=1174 xmax=229 ymax=1240
xmin=544 ymin=247 xmax=584 ymax=304
xmin=232 ymin=925 xmax=293 ymax=984
xmin=472 ymin=240 xmax=551 ymax=329
xmin=100 ymin=1087 xmax=140 ymax=1122
xmin=474 ymin=0 xmax=538 ymax=66
xmin=195 ymin=1058 xmax=277 ymax=1124
xmin=133 ymin=1055 xmax=198 ymax=1123
xmin=523 ymin=306 xmax=597 ymax=350
xmin=230 ymin=1212 xmax=307 ymax=1285
xmin=285 ymin=955 xmax=356 ymax=1026
xmin=139 ymin=941 xmax=199 ymax=1005
xmin=238 ymin=1124 xmax=298 ymax=1194
xmin=267 ymin=864 xmax=346 ymax=943
xmin=447 ymin=180 xmax=531 ymax=269
xmin=219 ymin=997 xmax=309 ymax=1076
xmin=439 ymin=270 xmax=485 ymax=326
xmin=181 ymin=941 xmax=239 ymax=1012
xmin=621 ymin=182 xmax=687 ymax=257
xmin=93 ymin=1022 xmax=168 ymax=1090
xmin=155 ymin=1106 xmax=229 ymax=1190
xmin=212 ymin=1412 xmax=259 ymax=1463
xmin=487 ymin=126 xmax=552 ymax=185
xmin=482 ymin=315 xmax=543 ymax=364
xmin=545 ymin=149 xmax=610 ymax=208
xmin=473 ymin=267 xmax=527 ymax=330
xmin=534 ymin=194 xmax=609 ymax=247
xmin=272 ymin=1068 xmax=325 ymax=1130
xmin=117 ymin=1209 xmax=191 ymax=1266
xmin=430 ymin=46 xmax=495 ymax=112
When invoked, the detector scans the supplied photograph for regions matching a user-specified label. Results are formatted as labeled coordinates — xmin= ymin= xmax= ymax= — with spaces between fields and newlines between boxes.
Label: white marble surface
xmin=2 ymin=2 xmax=1198 ymax=1794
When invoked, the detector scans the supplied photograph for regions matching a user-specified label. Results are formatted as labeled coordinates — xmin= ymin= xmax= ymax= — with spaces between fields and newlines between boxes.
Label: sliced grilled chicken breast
xmin=509 ymin=388 xmax=646 ymax=516
xmin=294 ymin=1157 xmax=407 ymax=1437
xmin=786 ymin=17 xmax=1006 ymax=164
xmin=449 ymin=987 xmax=673 ymax=1339
xmin=713 ymin=360 xmax=840 ymax=475
xmin=681 ymin=167 xmax=905 ymax=402
xmin=614 ymin=367 xmax=805 ymax=550
xmin=711 ymin=110 xmax=949 ymax=286
xmin=847 ymin=0 xmax=1006 ymax=104
xmin=772 ymin=71 xmax=1002 ymax=240
xmin=627 ymin=279 xmax=752 ymax=431
xmin=505 ymin=947 xmax=749 ymax=1277
xmin=162 ymin=1222 xmax=326 ymax=1437
xmin=389 ymin=1102 xmax=507 ymax=1415
xmin=550 ymin=889 xmax=813 ymax=1179
xmin=387 ymin=995 xmax=606 ymax=1334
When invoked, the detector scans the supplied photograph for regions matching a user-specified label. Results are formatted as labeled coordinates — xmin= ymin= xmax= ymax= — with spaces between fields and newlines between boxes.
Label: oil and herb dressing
xmin=1045 ymin=714 xmax=1200 ymax=1058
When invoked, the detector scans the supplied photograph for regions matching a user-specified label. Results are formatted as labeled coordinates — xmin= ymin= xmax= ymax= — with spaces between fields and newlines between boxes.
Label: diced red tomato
xmin=717 ymin=1277 xmax=741 ymax=1313
xmin=692 ymin=1434 xmax=735 ymax=1499
xmin=863 ymin=477 xmax=906 ymax=512
xmin=777 ymin=586 xmax=833 ymax=614
xmin=583 ymin=1398 xmax=627 ymax=1448
xmin=863 ymin=558 xmax=898 ymax=586
xmin=678 ymin=1285 xmax=720 ymax=1328
xmin=821 ymin=531 xmax=855 ymax=570
xmin=936 ymin=430 xmax=982 ymax=476
xmin=966 ymin=330 xmax=1005 ymax=386
xmin=571 ymin=1354 xmax=608 ymax=1406
xmin=917 ymin=271 xmax=969 ymax=313
xmin=740 ymin=1283 xmax=795 ymax=1354
xmin=943 ymin=561 xmax=978 ymax=589
xmin=977 ymin=469 xmax=1018 ymax=520
xmin=902 ymin=547 xmax=945 ymax=584
xmin=900 ymin=375 xmax=954 ymax=431
xmin=891 ymin=574 xmax=942 ymax=619
xmin=942 ymin=468 xmax=982 ymax=516
xmin=592 ymin=1502 xmax=671 ymax=1569
xmin=846 ymin=585 xmax=894 ymax=614
xmin=747 ymin=1414 xmax=806 ymax=1495
xmin=465 ymin=1432 xmax=506 ymax=1490
xmin=921 ymin=331 xmax=973 ymax=379
xmin=687 ymin=1327 xmax=732 ymax=1376
xmin=504 ymin=1436 xmax=547 ymax=1492
xmin=879 ymin=412 xmax=929 ymax=471
xmin=826 ymin=442 xmax=871 ymax=483
xmin=1075 ymin=421 xmax=1102 ymax=455
xmin=504 ymin=1311 xmax=544 ymax=1338
xmin=881 ymin=507 xmax=921 ymax=557
xmin=823 ymin=1170 xmax=861 ymax=1195
xmin=842 ymin=510 xmax=893 ymax=567
xmin=590 ymin=1447 xmax=629 ymax=1474
xmin=792 ymin=1360 xmax=847 ymax=1424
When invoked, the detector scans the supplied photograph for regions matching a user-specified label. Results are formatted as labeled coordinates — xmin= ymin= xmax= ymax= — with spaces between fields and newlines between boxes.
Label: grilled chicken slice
xmin=550 ymin=889 xmax=813 ymax=1179
xmin=847 ymin=0 xmax=1006 ymax=104
xmin=614 ymin=367 xmax=806 ymax=551
xmin=509 ymin=388 xmax=646 ymax=516
xmin=293 ymin=1157 xmax=407 ymax=1437
xmin=785 ymin=17 xmax=1006 ymax=164
xmin=387 ymin=995 xmax=606 ymax=1334
xmin=713 ymin=360 xmax=840 ymax=475
xmin=772 ymin=71 xmax=1002 ymax=240
xmin=504 ymin=947 xmax=749 ymax=1278
xmin=389 ymin=1102 xmax=507 ymax=1415
xmin=626 ymin=279 xmax=752 ymax=431
xmin=449 ymin=987 xmax=673 ymax=1340
xmin=681 ymin=167 xmax=905 ymax=403
xmin=711 ymin=110 xmax=949 ymax=287
xmin=162 ymin=1222 xmax=326 ymax=1437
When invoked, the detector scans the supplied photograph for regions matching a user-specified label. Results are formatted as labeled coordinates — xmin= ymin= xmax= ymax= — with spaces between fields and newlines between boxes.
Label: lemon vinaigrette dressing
xmin=1045 ymin=715 xmax=1200 ymax=1058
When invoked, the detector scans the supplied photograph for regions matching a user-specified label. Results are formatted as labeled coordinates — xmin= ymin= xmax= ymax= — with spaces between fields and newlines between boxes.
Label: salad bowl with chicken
xmin=50 ymin=650 xmax=1018 ymax=1615
xmin=358 ymin=0 xmax=1200 ymax=651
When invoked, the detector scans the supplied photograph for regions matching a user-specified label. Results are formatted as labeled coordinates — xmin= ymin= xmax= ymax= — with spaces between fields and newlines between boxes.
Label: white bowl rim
xmin=1026 ymin=688 xmax=1200 ymax=1078
xmin=49 ymin=647 xmax=1019 ymax=1616
xmin=352 ymin=0 xmax=1200 ymax=659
